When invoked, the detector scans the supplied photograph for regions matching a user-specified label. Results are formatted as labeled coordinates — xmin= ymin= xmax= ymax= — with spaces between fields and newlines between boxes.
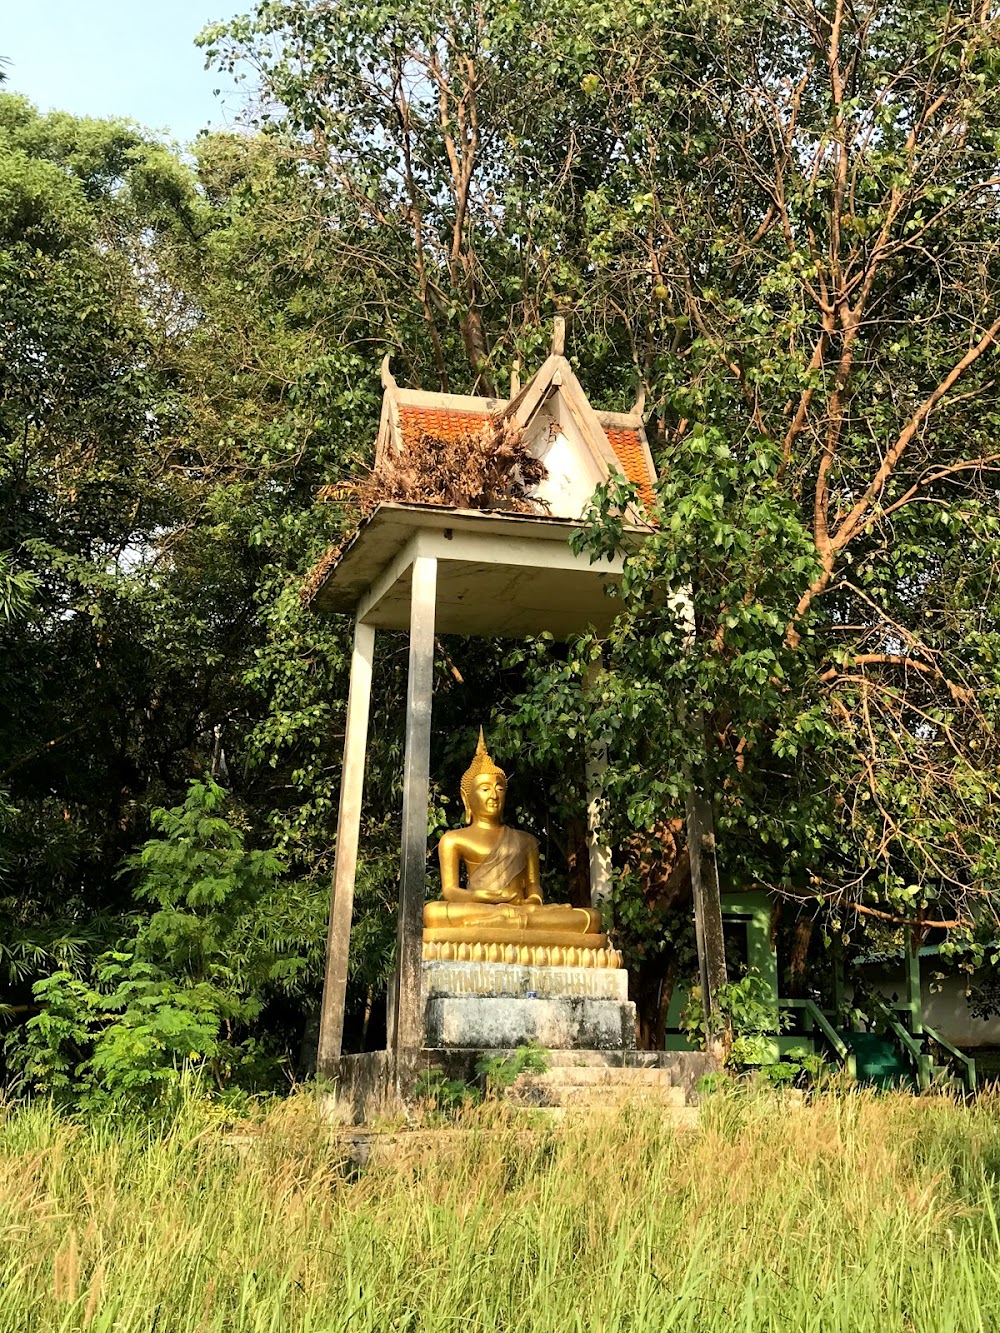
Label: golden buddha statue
xmin=422 ymin=731 xmax=620 ymax=967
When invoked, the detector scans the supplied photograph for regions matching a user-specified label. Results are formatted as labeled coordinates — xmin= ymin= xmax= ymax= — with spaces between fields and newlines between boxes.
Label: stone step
xmin=537 ymin=1104 xmax=699 ymax=1129
xmin=328 ymin=1049 xmax=717 ymax=1125
xmin=541 ymin=1049 xmax=706 ymax=1070
xmin=417 ymin=1048 xmax=716 ymax=1108
xmin=542 ymin=1050 xmax=662 ymax=1067
xmin=510 ymin=1070 xmax=689 ymax=1108
xmin=517 ymin=1066 xmax=680 ymax=1087
xmin=534 ymin=1050 xmax=715 ymax=1103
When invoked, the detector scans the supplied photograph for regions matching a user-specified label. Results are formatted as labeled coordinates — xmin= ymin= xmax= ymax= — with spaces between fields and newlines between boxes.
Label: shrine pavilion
xmin=303 ymin=320 xmax=724 ymax=1110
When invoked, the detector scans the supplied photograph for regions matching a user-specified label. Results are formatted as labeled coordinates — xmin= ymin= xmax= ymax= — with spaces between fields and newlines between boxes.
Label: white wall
xmin=858 ymin=966 xmax=1000 ymax=1048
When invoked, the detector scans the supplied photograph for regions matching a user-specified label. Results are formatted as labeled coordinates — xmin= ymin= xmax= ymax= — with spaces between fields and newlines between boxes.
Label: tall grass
xmin=1 ymin=1087 xmax=999 ymax=1331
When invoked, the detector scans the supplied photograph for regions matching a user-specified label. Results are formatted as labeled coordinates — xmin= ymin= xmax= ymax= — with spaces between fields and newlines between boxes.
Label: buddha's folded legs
xmin=423 ymin=901 xmax=527 ymax=929
xmin=528 ymin=904 xmax=603 ymax=934
xmin=423 ymin=900 xmax=602 ymax=934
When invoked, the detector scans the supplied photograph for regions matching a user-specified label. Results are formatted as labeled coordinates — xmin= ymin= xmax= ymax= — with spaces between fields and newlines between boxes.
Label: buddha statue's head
xmin=460 ymin=728 xmax=507 ymax=825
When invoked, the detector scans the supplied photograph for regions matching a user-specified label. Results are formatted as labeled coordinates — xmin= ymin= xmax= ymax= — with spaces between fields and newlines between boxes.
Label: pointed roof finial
xmin=633 ymin=385 xmax=646 ymax=418
xmin=551 ymin=315 xmax=566 ymax=357
xmin=381 ymin=353 xmax=397 ymax=390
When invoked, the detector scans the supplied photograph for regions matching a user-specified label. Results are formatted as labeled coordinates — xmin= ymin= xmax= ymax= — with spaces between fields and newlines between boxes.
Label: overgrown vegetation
xmin=0 ymin=1089 xmax=998 ymax=1330
xmin=414 ymin=1040 xmax=551 ymax=1115
xmin=7 ymin=780 xmax=301 ymax=1109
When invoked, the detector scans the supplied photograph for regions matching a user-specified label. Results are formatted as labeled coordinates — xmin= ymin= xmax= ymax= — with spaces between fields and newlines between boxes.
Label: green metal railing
xmin=866 ymin=994 xmax=976 ymax=1093
xmin=779 ymin=998 xmax=857 ymax=1080
xmin=689 ymin=891 xmax=978 ymax=1094
xmin=887 ymin=1015 xmax=930 ymax=1089
xmin=780 ymin=995 xmax=975 ymax=1094
xmin=923 ymin=1023 xmax=977 ymax=1093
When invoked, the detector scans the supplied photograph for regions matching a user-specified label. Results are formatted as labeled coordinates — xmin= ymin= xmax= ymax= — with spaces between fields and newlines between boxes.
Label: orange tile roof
xmin=400 ymin=405 xmax=656 ymax=510
xmin=399 ymin=405 xmax=492 ymax=447
xmin=605 ymin=427 xmax=656 ymax=509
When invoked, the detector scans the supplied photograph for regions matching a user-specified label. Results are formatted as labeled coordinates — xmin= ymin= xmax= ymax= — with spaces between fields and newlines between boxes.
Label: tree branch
xmin=879 ymin=454 xmax=1000 ymax=520
xmin=787 ymin=315 xmax=1000 ymax=644
xmin=820 ymin=654 xmax=974 ymax=706
xmin=833 ymin=315 xmax=1000 ymax=553
xmin=852 ymin=903 xmax=969 ymax=930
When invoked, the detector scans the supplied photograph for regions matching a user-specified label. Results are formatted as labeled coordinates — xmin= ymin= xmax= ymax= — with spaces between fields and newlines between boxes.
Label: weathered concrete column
xmin=316 ymin=617 xmax=376 ymax=1077
xmin=392 ymin=555 xmax=437 ymax=1062
xmin=906 ymin=937 xmax=924 ymax=1036
xmin=583 ymin=665 xmax=613 ymax=907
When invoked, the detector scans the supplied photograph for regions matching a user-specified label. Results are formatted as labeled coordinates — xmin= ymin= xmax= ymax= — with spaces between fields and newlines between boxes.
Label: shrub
xmin=9 ymin=779 xmax=289 ymax=1110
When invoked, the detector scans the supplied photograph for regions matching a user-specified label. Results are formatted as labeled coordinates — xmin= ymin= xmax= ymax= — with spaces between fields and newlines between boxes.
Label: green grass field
xmin=1 ymin=1087 xmax=999 ymax=1331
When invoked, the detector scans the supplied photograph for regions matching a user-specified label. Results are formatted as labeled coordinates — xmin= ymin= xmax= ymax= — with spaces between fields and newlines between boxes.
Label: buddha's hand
xmin=478 ymin=887 xmax=519 ymax=903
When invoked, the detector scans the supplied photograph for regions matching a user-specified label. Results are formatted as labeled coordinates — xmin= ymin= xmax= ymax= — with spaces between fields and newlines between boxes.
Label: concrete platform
xmin=328 ymin=1047 xmax=719 ymax=1123
xmin=423 ymin=960 xmax=636 ymax=1053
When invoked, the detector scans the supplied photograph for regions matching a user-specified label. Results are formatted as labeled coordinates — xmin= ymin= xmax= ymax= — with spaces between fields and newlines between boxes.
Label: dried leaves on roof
xmin=305 ymin=416 xmax=549 ymax=606
xmin=350 ymin=415 xmax=548 ymax=515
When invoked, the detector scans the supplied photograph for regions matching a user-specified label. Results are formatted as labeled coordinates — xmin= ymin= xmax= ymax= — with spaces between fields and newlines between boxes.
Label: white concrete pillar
xmin=392 ymin=556 xmax=437 ymax=1058
xmin=316 ymin=616 xmax=376 ymax=1076
xmin=584 ymin=663 xmax=613 ymax=906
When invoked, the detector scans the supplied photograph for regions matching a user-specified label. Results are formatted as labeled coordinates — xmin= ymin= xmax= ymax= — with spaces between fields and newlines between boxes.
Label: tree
xmin=5 ymin=0 xmax=1000 ymax=1078
xmin=197 ymin=0 xmax=639 ymax=395
xmin=0 ymin=96 xmax=197 ymax=1005
xmin=549 ymin=0 xmax=1000 ymax=975
xmin=202 ymin=0 xmax=1000 ymax=987
xmin=11 ymin=779 xmax=295 ymax=1107
xmin=0 ymin=92 xmax=565 ymax=1080
xmin=0 ymin=98 xmax=366 ymax=1075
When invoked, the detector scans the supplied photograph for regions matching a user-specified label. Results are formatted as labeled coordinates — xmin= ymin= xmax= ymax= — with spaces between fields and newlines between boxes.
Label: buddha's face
xmin=468 ymin=772 xmax=506 ymax=825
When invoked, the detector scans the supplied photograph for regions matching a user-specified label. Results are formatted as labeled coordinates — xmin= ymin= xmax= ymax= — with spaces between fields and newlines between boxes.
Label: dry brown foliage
xmin=304 ymin=417 xmax=549 ymax=605
xmin=351 ymin=415 xmax=548 ymax=514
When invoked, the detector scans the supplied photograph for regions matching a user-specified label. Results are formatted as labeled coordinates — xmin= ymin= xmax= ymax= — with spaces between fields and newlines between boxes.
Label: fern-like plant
xmin=11 ymin=779 xmax=290 ymax=1110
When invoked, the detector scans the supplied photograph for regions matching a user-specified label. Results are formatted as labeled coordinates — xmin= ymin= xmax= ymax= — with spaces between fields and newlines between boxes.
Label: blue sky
xmin=4 ymin=0 xmax=247 ymax=143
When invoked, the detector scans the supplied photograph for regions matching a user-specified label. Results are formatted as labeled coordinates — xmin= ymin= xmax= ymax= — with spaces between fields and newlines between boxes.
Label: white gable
xmin=523 ymin=402 xmax=607 ymax=520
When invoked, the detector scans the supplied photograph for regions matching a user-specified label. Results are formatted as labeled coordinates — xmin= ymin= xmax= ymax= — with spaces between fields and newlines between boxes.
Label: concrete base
xmin=423 ymin=960 xmax=635 ymax=1052
xmin=425 ymin=1047 xmax=718 ymax=1102
xmin=423 ymin=959 xmax=628 ymax=1000
xmin=326 ymin=964 xmax=711 ymax=1124
xmin=425 ymin=995 xmax=636 ymax=1051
